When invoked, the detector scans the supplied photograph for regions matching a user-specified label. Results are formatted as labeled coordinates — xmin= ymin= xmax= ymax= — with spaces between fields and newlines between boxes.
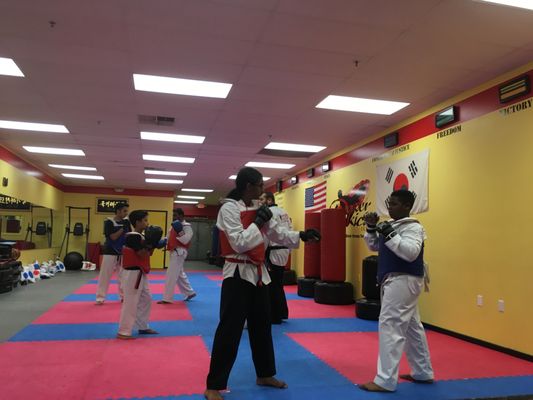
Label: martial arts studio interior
xmin=1 ymin=1 xmax=533 ymax=399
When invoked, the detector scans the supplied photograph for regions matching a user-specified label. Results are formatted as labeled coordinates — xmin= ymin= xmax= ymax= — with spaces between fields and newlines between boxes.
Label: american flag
xmin=304 ymin=181 xmax=327 ymax=213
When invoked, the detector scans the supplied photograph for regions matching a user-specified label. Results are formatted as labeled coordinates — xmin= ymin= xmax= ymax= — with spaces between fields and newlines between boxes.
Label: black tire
xmin=64 ymin=252 xmax=84 ymax=270
xmin=356 ymin=298 xmax=381 ymax=320
xmin=362 ymin=256 xmax=380 ymax=300
xmin=314 ymin=281 xmax=354 ymax=305
xmin=297 ymin=277 xmax=319 ymax=298
xmin=283 ymin=269 xmax=297 ymax=286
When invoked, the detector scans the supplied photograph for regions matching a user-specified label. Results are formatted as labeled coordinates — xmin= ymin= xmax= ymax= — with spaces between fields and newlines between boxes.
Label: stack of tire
xmin=355 ymin=255 xmax=381 ymax=320
xmin=0 ymin=260 xmax=22 ymax=293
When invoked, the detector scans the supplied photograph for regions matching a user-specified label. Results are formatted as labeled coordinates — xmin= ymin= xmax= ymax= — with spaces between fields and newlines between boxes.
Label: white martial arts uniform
xmin=364 ymin=217 xmax=434 ymax=391
xmin=162 ymin=220 xmax=195 ymax=301
xmin=117 ymin=232 xmax=153 ymax=336
xmin=266 ymin=205 xmax=292 ymax=267
xmin=96 ymin=217 xmax=130 ymax=302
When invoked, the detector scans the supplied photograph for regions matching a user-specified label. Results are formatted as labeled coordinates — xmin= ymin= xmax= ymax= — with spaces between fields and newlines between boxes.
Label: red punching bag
xmin=320 ymin=208 xmax=346 ymax=282
xmin=303 ymin=212 xmax=321 ymax=278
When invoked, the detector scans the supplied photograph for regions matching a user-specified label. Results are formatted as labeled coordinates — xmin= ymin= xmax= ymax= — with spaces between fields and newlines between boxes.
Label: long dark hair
xmin=227 ymin=167 xmax=263 ymax=200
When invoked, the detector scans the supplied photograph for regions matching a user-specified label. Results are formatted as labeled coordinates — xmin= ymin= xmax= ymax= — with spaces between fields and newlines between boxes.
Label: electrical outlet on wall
xmin=477 ymin=295 xmax=483 ymax=306
xmin=498 ymin=299 xmax=505 ymax=312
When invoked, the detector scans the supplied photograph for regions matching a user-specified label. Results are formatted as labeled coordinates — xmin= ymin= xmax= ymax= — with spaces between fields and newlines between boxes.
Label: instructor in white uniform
xmin=260 ymin=191 xmax=291 ymax=324
xmin=158 ymin=208 xmax=196 ymax=303
xmin=360 ymin=189 xmax=434 ymax=392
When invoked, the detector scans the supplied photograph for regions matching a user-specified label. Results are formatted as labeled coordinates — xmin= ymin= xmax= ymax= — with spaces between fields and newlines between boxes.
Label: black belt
xmin=124 ymin=266 xmax=141 ymax=271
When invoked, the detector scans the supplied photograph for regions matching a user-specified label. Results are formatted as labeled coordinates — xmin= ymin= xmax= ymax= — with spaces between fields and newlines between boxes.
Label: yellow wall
xmin=279 ymin=66 xmax=533 ymax=355
xmin=18 ymin=247 xmax=61 ymax=265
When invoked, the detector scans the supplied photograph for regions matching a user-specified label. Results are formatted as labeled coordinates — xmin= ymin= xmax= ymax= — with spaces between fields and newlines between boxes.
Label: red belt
xmin=224 ymin=257 xmax=264 ymax=286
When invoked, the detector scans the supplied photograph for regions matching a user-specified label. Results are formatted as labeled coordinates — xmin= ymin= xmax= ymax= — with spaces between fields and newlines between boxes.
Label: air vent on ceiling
xmin=257 ymin=148 xmax=315 ymax=158
xmin=138 ymin=114 xmax=175 ymax=126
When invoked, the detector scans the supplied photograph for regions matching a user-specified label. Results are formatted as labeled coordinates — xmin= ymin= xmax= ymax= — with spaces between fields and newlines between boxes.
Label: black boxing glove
xmin=299 ymin=228 xmax=321 ymax=242
xmin=376 ymin=221 xmax=397 ymax=241
xmin=364 ymin=212 xmax=379 ymax=233
xmin=254 ymin=205 xmax=273 ymax=229
xmin=144 ymin=225 xmax=164 ymax=249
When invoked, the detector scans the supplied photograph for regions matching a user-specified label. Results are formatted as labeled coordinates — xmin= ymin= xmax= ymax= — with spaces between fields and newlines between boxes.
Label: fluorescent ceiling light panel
xmin=142 ymin=154 xmax=195 ymax=163
xmin=177 ymin=195 xmax=205 ymax=200
xmin=229 ymin=175 xmax=271 ymax=181
xmin=23 ymin=146 xmax=85 ymax=156
xmin=133 ymin=73 xmax=232 ymax=99
xmin=245 ymin=161 xmax=295 ymax=169
xmin=477 ymin=0 xmax=533 ymax=10
xmin=0 ymin=57 xmax=24 ymax=77
xmin=49 ymin=164 xmax=96 ymax=171
xmin=174 ymin=200 xmax=199 ymax=204
xmin=140 ymin=131 xmax=205 ymax=144
xmin=182 ymin=188 xmax=213 ymax=193
xmin=0 ymin=120 xmax=69 ymax=133
xmin=145 ymin=178 xmax=183 ymax=184
xmin=316 ymin=95 xmax=409 ymax=115
xmin=265 ymin=142 xmax=326 ymax=153
xmin=62 ymin=173 xmax=104 ymax=180
xmin=144 ymin=169 xmax=187 ymax=176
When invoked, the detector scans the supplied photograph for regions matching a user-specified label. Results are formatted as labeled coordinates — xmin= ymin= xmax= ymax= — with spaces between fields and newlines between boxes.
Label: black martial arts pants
xmin=267 ymin=264 xmax=289 ymax=324
xmin=206 ymin=269 xmax=276 ymax=390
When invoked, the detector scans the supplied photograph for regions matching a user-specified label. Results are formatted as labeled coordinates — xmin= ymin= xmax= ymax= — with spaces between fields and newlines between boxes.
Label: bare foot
xmin=204 ymin=389 xmax=223 ymax=400
xmin=399 ymin=374 xmax=434 ymax=384
xmin=157 ymin=300 xmax=173 ymax=304
xmin=256 ymin=376 xmax=288 ymax=389
xmin=359 ymin=382 xmax=393 ymax=392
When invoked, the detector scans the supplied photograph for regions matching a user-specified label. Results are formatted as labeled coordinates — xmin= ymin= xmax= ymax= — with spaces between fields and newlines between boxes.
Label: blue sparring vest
xmin=377 ymin=229 xmax=424 ymax=283
xmin=104 ymin=219 xmax=130 ymax=255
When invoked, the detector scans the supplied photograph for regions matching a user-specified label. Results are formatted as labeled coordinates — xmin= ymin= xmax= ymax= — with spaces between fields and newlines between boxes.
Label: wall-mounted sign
xmin=384 ymin=132 xmax=399 ymax=148
xmin=276 ymin=180 xmax=283 ymax=193
xmin=0 ymin=194 xmax=31 ymax=210
xmin=321 ymin=161 xmax=331 ymax=173
xmin=290 ymin=176 xmax=298 ymax=185
xmin=306 ymin=168 xmax=315 ymax=178
xmin=96 ymin=198 xmax=129 ymax=214
xmin=435 ymin=105 xmax=458 ymax=128
xmin=499 ymin=75 xmax=530 ymax=104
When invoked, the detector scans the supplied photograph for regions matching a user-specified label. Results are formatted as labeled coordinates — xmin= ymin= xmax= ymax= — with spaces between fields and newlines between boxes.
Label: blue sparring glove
xmin=156 ymin=238 xmax=167 ymax=249
xmin=376 ymin=221 xmax=397 ymax=242
xmin=254 ymin=205 xmax=273 ymax=229
xmin=299 ymin=229 xmax=321 ymax=242
xmin=171 ymin=220 xmax=183 ymax=234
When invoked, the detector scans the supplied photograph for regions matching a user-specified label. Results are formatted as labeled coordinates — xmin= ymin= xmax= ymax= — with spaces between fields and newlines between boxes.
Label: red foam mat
xmin=287 ymin=331 xmax=533 ymax=384
xmin=205 ymin=274 xmax=223 ymax=281
xmin=33 ymin=301 xmax=192 ymax=324
xmin=0 ymin=336 xmax=209 ymax=399
xmin=74 ymin=283 xmax=172 ymax=294
xmin=287 ymin=300 xmax=354 ymax=319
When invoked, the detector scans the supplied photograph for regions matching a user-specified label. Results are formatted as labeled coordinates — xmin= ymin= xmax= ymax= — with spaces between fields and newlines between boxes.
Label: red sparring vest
xmin=122 ymin=246 xmax=151 ymax=274
xmin=166 ymin=228 xmax=191 ymax=251
xmin=219 ymin=209 xmax=265 ymax=285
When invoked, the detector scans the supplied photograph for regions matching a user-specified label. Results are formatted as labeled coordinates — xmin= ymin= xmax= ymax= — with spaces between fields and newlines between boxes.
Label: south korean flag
xmin=376 ymin=149 xmax=429 ymax=216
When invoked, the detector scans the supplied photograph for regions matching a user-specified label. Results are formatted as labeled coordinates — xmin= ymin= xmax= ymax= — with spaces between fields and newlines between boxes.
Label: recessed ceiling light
xmin=144 ymin=169 xmax=187 ymax=176
xmin=265 ymin=142 xmax=326 ymax=153
xmin=49 ymin=164 xmax=96 ymax=171
xmin=316 ymin=95 xmax=409 ymax=115
xmin=174 ymin=200 xmax=199 ymax=204
xmin=142 ymin=154 xmax=195 ymax=163
xmin=245 ymin=161 xmax=295 ymax=169
xmin=0 ymin=57 xmax=24 ymax=77
xmin=23 ymin=146 xmax=85 ymax=156
xmin=133 ymin=73 xmax=232 ymax=99
xmin=0 ymin=120 xmax=69 ymax=133
xmin=140 ymin=131 xmax=205 ymax=144
xmin=62 ymin=173 xmax=104 ymax=180
xmin=177 ymin=195 xmax=205 ymax=200
xmin=477 ymin=0 xmax=533 ymax=10
xmin=145 ymin=178 xmax=184 ymax=184
xmin=182 ymin=188 xmax=214 ymax=193
xmin=229 ymin=175 xmax=271 ymax=181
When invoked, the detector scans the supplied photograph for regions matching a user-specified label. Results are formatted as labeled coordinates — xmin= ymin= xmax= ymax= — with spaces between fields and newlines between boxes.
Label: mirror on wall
xmin=0 ymin=194 xmax=63 ymax=251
